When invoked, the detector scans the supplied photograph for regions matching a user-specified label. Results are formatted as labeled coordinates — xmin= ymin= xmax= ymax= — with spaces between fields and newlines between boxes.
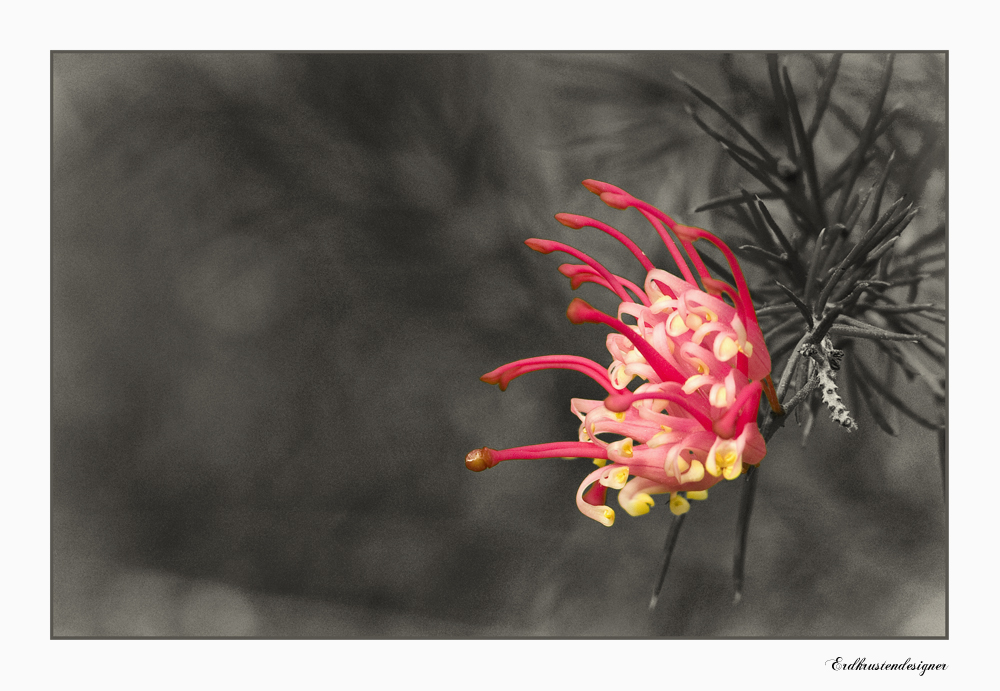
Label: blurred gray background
xmin=52 ymin=52 xmax=945 ymax=637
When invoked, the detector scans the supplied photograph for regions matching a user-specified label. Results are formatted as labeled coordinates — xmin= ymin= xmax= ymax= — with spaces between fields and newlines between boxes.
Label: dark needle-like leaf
xmin=718 ymin=143 xmax=795 ymax=213
xmin=852 ymin=362 xmax=898 ymax=435
xmin=836 ymin=280 xmax=890 ymax=309
xmin=866 ymin=207 xmax=918 ymax=259
xmin=782 ymin=65 xmax=825 ymax=227
xmin=694 ymin=190 xmax=778 ymax=213
xmin=804 ymin=227 xmax=828 ymax=304
xmin=891 ymin=315 xmax=945 ymax=350
xmin=865 ymin=235 xmax=901 ymax=266
xmin=768 ymin=330 xmax=806 ymax=365
xmin=840 ymin=192 xmax=862 ymax=232
xmin=733 ymin=466 xmax=758 ymax=604
xmin=806 ymin=53 xmax=843 ymax=140
xmin=884 ymin=273 xmax=928 ymax=289
xmin=909 ymin=310 xmax=946 ymax=325
xmin=874 ymin=339 xmax=945 ymax=398
xmin=905 ymin=223 xmax=945 ymax=257
xmin=828 ymin=322 xmax=924 ymax=342
xmin=767 ymin=54 xmax=796 ymax=159
xmin=854 ymin=358 xmax=942 ymax=430
xmin=888 ymin=250 xmax=945 ymax=279
xmin=729 ymin=199 xmax=760 ymax=243
xmin=675 ymin=71 xmax=778 ymax=167
xmin=756 ymin=302 xmax=800 ymax=317
xmin=822 ymin=150 xmax=877 ymax=200
xmin=815 ymin=224 xmax=849 ymax=289
xmin=858 ymin=300 xmax=940 ymax=315
xmin=833 ymin=54 xmax=896 ymax=221
xmin=867 ymin=152 xmax=896 ymax=231
xmin=650 ymin=512 xmax=687 ymax=611
xmin=739 ymin=190 xmax=776 ymax=247
xmin=828 ymin=99 xmax=862 ymax=135
xmin=763 ymin=319 xmax=796 ymax=343
xmin=755 ymin=196 xmax=804 ymax=277
xmin=774 ymin=280 xmax=814 ymax=328
xmin=741 ymin=245 xmax=790 ymax=267
xmin=815 ymin=198 xmax=905 ymax=313
xmin=687 ymin=105 xmax=778 ymax=175
xmin=845 ymin=186 xmax=874 ymax=234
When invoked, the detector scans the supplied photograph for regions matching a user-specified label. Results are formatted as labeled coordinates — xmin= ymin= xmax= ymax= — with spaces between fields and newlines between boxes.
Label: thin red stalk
xmin=525 ymin=239 xmax=634 ymax=304
xmin=615 ymin=276 xmax=650 ymax=305
xmin=678 ymin=237 xmax=713 ymax=286
xmin=615 ymin=195 xmax=757 ymax=326
xmin=567 ymin=298 xmax=686 ymax=386
xmin=604 ymin=391 xmax=714 ymax=431
xmin=481 ymin=355 xmax=621 ymax=394
xmin=635 ymin=209 xmax=698 ymax=285
xmin=558 ymin=264 xmax=650 ymax=306
xmin=555 ymin=213 xmax=656 ymax=272
xmin=489 ymin=442 xmax=609 ymax=463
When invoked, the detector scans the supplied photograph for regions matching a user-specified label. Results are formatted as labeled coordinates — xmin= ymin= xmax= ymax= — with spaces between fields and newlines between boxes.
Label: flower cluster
xmin=466 ymin=180 xmax=775 ymax=526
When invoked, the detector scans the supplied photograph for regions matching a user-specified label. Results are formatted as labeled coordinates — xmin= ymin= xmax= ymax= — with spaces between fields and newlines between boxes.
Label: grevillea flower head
xmin=466 ymin=181 xmax=777 ymax=526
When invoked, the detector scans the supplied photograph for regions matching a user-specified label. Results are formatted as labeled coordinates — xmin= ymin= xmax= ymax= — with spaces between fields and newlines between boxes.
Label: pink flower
xmin=466 ymin=181 xmax=775 ymax=526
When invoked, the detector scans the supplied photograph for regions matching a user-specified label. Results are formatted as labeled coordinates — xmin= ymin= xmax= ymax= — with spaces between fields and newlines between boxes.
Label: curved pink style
xmin=467 ymin=181 xmax=772 ymax=526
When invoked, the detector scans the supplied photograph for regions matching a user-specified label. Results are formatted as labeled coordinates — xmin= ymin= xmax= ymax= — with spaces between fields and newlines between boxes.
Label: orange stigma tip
xmin=565 ymin=297 xmax=594 ymax=325
xmin=598 ymin=192 xmax=629 ymax=210
xmin=465 ymin=447 xmax=493 ymax=472
xmin=524 ymin=238 xmax=550 ymax=253
xmin=554 ymin=213 xmax=583 ymax=229
xmin=479 ymin=375 xmax=505 ymax=390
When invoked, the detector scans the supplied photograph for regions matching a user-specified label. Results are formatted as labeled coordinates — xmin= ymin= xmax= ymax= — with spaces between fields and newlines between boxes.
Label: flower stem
xmin=733 ymin=465 xmax=759 ymax=603
xmin=649 ymin=512 xmax=687 ymax=611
